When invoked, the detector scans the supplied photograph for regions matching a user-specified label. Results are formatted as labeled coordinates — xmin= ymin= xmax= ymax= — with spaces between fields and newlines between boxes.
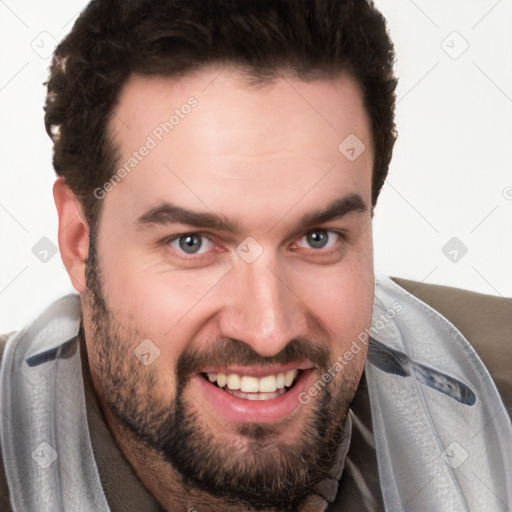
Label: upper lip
xmin=199 ymin=362 xmax=314 ymax=378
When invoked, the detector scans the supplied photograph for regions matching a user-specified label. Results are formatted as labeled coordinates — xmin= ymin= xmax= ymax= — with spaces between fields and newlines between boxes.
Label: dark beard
xmin=84 ymin=233 xmax=358 ymax=511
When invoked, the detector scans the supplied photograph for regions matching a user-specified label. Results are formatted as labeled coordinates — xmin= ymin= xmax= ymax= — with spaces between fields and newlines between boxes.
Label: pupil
xmin=308 ymin=231 xmax=327 ymax=249
xmin=179 ymin=234 xmax=202 ymax=253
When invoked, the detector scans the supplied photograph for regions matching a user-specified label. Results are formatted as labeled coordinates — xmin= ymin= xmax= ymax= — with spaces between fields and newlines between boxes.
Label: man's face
xmin=82 ymin=68 xmax=375 ymax=510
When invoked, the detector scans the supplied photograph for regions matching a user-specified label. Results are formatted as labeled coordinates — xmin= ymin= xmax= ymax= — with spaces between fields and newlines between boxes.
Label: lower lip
xmin=194 ymin=370 xmax=314 ymax=424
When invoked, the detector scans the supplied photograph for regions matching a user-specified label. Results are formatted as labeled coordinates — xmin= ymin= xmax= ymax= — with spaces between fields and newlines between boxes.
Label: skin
xmin=54 ymin=67 xmax=375 ymax=511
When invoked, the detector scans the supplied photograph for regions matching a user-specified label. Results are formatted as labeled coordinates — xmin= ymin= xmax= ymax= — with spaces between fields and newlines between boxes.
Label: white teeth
xmin=246 ymin=390 xmax=281 ymax=400
xmin=258 ymin=375 xmax=277 ymax=393
xmin=226 ymin=373 xmax=241 ymax=390
xmin=205 ymin=369 xmax=300 ymax=393
xmin=240 ymin=375 xmax=259 ymax=393
xmin=226 ymin=388 xmax=287 ymax=400
xmin=216 ymin=373 xmax=227 ymax=388
xmin=285 ymin=369 xmax=298 ymax=387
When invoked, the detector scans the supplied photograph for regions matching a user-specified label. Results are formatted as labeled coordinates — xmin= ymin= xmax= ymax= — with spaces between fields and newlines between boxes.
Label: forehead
xmin=112 ymin=67 xmax=372 ymax=154
xmin=105 ymin=68 xmax=373 ymax=228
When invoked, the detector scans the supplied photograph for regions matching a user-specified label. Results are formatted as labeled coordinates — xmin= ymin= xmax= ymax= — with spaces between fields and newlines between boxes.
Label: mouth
xmin=200 ymin=368 xmax=302 ymax=400
xmin=194 ymin=366 xmax=315 ymax=424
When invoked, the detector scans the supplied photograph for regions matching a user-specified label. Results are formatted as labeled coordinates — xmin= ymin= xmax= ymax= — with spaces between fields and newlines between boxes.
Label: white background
xmin=1 ymin=0 xmax=511 ymax=333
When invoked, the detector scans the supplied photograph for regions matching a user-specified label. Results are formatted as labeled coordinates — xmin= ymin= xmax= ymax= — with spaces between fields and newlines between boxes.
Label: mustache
xmin=175 ymin=336 xmax=331 ymax=385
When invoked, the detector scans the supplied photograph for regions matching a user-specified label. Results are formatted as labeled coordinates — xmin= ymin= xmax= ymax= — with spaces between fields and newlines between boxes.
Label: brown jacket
xmin=0 ymin=277 xmax=511 ymax=511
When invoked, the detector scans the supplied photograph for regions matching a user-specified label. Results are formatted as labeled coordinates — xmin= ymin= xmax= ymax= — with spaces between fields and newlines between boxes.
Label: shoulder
xmin=0 ymin=333 xmax=13 ymax=351
xmin=0 ymin=332 xmax=13 ymax=370
xmin=390 ymin=276 xmax=512 ymax=417
xmin=0 ymin=332 xmax=14 ymax=510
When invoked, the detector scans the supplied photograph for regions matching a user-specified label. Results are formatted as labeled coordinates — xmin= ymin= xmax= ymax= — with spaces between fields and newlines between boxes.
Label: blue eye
xmin=163 ymin=229 xmax=345 ymax=260
xmin=168 ymin=233 xmax=215 ymax=254
xmin=297 ymin=230 xmax=341 ymax=250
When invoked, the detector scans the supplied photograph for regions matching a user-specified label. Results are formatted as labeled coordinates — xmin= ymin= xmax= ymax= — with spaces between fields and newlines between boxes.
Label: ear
xmin=53 ymin=178 xmax=89 ymax=293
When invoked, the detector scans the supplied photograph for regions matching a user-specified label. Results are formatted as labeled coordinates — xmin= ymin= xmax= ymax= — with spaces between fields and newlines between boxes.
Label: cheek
xmin=97 ymin=249 xmax=227 ymax=369
xmin=320 ymin=278 xmax=373 ymax=385
xmin=319 ymin=275 xmax=372 ymax=336
xmin=297 ymin=271 xmax=371 ymax=407
xmin=292 ymin=252 xmax=374 ymax=361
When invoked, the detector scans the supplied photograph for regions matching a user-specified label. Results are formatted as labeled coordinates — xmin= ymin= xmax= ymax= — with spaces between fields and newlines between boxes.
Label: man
xmin=0 ymin=0 xmax=511 ymax=511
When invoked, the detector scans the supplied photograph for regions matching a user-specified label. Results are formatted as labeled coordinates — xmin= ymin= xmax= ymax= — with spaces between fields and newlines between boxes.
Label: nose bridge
xmin=220 ymin=255 xmax=307 ymax=357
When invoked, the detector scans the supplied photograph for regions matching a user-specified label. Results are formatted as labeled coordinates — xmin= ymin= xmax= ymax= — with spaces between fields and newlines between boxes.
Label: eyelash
xmin=161 ymin=229 xmax=348 ymax=260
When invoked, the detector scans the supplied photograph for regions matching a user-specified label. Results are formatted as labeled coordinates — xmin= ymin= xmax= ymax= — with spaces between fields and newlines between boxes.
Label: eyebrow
xmin=136 ymin=193 xmax=368 ymax=233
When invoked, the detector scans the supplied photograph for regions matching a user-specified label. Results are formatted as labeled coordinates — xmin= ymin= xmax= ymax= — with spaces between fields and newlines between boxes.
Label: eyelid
xmin=161 ymin=228 xmax=348 ymax=258
xmin=293 ymin=229 xmax=347 ymax=252
xmin=162 ymin=231 xmax=218 ymax=259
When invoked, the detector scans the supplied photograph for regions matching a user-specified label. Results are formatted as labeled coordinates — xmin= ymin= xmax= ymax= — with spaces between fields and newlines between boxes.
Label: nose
xmin=218 ymin=256 xmax=309 ymax=358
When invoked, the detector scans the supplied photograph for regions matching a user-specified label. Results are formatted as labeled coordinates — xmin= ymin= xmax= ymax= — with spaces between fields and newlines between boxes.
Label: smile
xmin=195 ymin=366 xmax=315 ymax=423
xmin=201 ymin=369 xmax=300 ymax=400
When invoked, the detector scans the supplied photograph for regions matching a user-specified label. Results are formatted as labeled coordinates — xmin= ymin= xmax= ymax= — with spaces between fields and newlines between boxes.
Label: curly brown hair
xmin=44 ymin=0 xmax=397 ymax=229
